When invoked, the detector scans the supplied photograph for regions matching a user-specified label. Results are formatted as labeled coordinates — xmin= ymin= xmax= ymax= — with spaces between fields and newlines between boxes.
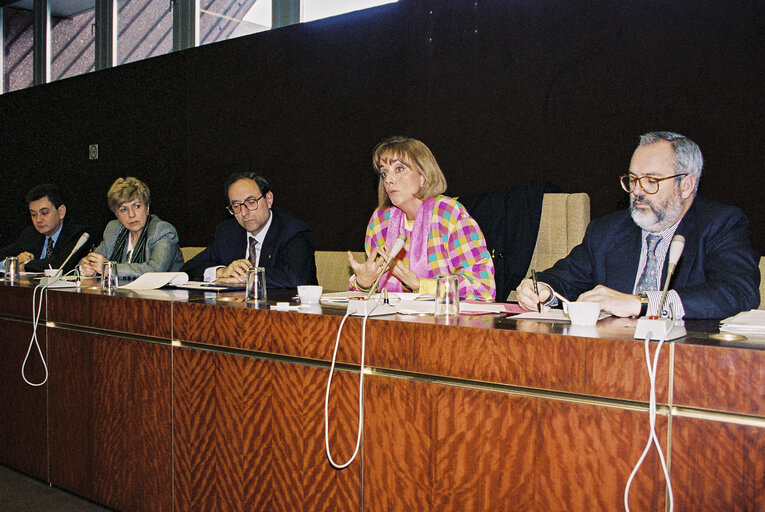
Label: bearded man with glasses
xmin=516 ymin=131 xmax=759 ymax=319
xmin=182 ymin=172 xmax=317 ymax=287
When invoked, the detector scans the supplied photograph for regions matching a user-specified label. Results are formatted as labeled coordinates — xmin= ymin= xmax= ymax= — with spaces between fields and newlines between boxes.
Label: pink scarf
xmin=379 ymin=197 xmax=434 ymax=292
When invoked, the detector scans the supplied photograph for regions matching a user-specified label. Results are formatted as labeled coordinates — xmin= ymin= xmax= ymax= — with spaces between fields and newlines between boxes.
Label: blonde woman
xmin=348 ymin=136 xmax=495 ymax=301
xmin=80 ymin=177 xmax=183 ymax=278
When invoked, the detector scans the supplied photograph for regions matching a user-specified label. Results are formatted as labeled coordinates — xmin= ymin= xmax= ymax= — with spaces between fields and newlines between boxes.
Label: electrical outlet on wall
xmin=89 ymin=144 xmax=99 ymax=160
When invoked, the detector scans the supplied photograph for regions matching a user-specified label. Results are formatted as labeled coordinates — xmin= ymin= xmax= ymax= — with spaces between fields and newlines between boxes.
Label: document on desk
xmin=319 ymin=291 xmax=429 ymax=304
xmin=510 ymin=310 xmax=610 ymax=322
xmin=720 ymin=309 xmax=765 ymax=334
xmin=119 ymin=272 xmax=190 ymax=290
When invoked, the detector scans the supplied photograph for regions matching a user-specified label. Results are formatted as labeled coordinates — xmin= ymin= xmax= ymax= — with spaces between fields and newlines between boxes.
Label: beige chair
xmin=507 ymin=193 xmax=590 ymax=300
xmin=759 ymin=256 xmax=765 ymax=309
xmin=180 ymin=247 xmax=205 ymax=262
xmin=315 ymin=250 xmax=365 ymax=292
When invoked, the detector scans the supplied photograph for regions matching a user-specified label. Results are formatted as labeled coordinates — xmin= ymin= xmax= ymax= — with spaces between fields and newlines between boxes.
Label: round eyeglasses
xmin=227 ymin=195 xmax=263 ymax=215
xmin=619 ymin=173 xmax=688 ymax=195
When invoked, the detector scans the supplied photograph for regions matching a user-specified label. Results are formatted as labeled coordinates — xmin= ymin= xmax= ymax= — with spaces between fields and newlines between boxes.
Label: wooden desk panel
xmin=0 ymin=319 xmax=47 ymax=479
xmin=173 ymin=302 xmax=363 ymax=363
xmin=173 ymin=346 xmax=360 ymax=512
xmin=671 ymin=416 xmax=765 ymax=511
xmin=0 ymin=282 xmax=36 ymax=318
xmin=673 ymin=343 xmax=765 ymax=416
xmin=47 ymin=329 xmax=172 ymax=512
xmin=47 ymin=288 xmax=172 ymax=338
xmin=363 ymin=376 xmax=667 ymax=511
xmin=365 ymin=319 xmax=670 ymax=403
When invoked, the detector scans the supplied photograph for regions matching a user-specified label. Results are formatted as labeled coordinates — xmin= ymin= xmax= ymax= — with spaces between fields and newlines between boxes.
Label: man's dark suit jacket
xmin=0 ymin=220 xmax=90 ymax=274
xmin=537 ymin=196 xmax=760 ymax=319
xmin=181 ymin=208 xmax=318 ymax=288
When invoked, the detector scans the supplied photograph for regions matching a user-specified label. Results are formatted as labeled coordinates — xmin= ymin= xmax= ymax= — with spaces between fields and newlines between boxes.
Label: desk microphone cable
xmin=324 ymin=295 xmax=381 ymax=469
xmin=22 ymin=268 xmax=77 ymax=387
xmin=623 ymin=330 xmax=674 ymax=511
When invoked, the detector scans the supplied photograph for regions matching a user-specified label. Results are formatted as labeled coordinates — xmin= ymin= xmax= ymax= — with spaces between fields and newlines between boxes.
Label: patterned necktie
xmin=249 ymin=237 xmax=258 ymax=267
xmin=636 ymin=234 xmax=661 ymax=292
xmin=45 ymin=237 xmax=54 ymax=259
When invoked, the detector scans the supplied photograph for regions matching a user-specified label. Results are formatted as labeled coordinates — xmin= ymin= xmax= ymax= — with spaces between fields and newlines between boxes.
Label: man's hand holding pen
xmin=517 ymin=277 xmax=552 ymax=312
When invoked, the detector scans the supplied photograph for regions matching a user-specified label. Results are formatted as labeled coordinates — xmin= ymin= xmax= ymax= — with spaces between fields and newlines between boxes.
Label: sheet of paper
xmin=320 ymin=291 xmax=428 ymax=304
xmin=119 ymin=272 xmax=189 ymax=290
xmin=510 ymin=310 xmax=610 ymax=322
xmin=720 ymin=309 xmax=765 ymax=334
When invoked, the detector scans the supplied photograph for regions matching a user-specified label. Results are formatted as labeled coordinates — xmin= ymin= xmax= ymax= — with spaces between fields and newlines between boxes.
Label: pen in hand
xmin=531 ymin=269 xmax=542 ymax=313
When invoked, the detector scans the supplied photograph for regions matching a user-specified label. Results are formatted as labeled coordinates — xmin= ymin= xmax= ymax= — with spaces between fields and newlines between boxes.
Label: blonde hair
xmin=372 ymin=136 xmax=448 ymax=209
xmin=107 ymin=177 xmax=151 ymax=213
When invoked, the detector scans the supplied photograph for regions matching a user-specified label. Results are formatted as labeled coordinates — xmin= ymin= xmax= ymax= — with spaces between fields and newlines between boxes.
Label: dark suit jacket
xmin=537 ymin=196 xmax=760 ymax=319
xmin=181 ymin=208 xmax=317 ymax=288
xmin=0 ymin=220 xmax=90 ymax=274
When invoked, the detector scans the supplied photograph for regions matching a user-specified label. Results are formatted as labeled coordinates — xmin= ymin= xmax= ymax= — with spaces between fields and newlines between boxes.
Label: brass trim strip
xmin=45 ymin=321 xmax=172 ymax=346
xmin=0 ymin=314 xmax=34 ymax=324
xmin=671 ymin=406 xmax=765 ymax=427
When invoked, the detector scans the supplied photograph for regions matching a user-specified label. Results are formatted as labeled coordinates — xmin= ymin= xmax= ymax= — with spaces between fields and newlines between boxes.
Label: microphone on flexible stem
xmin=655 ymin=235 xmax=685 ymax=319
xmin=50 ymin=232 xmax=90 ymax=280
xmin=365 ymin=234 xmax=407 ymax=300
xmin=634 ymin=234 xmax=686 ymax=341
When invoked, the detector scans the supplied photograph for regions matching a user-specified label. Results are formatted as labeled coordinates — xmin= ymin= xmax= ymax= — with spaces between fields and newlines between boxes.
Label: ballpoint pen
xmin=531 ymin=269 xmax=542 ymax=313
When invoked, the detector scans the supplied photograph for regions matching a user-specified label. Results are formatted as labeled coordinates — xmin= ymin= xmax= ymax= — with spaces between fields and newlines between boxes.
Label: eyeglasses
xmin=227 ymin=195 xmax=263 ymax=215
xmin=619 ymin=173 xmax=688 ymax=195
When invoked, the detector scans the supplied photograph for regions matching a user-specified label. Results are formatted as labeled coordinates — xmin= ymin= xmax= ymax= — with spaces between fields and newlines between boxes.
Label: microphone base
xmin=39 ymin=277 xmax=77 ymax=288
xmin=347 ymin=298 xmax=397 ymax=317
xmin=634 ymin=317 xmax=686 ymax=341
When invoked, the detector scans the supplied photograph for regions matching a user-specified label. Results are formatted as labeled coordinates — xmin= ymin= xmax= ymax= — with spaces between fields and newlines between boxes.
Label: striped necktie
xmin=249 ymin=237 xmax=258 ymax=267
xmin=636 ymin=234 xmax=661 ymax=292
xmin=45 ymin=237 xmax=54 ymax=259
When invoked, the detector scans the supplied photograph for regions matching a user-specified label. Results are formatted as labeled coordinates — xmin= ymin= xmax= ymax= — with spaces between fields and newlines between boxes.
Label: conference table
xmin=0 ymin=277 xmax=763 ymax=511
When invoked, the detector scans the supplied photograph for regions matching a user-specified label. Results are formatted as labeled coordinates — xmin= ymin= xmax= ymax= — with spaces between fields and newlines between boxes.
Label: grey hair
xmin=638 ymin=131 xmax=703 ymax=195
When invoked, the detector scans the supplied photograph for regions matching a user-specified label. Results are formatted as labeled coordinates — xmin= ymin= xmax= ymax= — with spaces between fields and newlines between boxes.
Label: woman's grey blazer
xmin=93 ymin=214 xmax=184 ymax=278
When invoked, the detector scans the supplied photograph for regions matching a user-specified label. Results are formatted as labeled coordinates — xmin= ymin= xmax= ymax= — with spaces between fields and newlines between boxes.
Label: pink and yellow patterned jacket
xmin=350 ymin=195 xmax=496 ymax=301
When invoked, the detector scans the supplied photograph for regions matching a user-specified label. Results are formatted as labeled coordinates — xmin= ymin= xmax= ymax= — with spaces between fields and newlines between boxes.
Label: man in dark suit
xmin=516 ymin=132 xmax=759 ymax=319
xmin=0 ymin=183 xmax=89 ymax=274
xmin=182 ymin=173 xmax=317 ymax=288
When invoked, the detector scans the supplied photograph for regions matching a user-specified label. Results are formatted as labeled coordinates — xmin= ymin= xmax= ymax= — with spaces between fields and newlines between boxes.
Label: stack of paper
xmin=719 ymin=309 xmax=765 ymax=335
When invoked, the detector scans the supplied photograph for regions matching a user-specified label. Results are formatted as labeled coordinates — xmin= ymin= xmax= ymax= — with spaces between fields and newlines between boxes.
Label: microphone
xmin=51 ymin=232 xmax=90 ymax=279
xmin=365 ymin=234 xmax=407 ymax=299
xmin=656 ymin=235 xmax=685 ymax=318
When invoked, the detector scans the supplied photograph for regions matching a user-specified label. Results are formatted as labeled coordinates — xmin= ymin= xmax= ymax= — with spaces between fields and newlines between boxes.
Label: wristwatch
xmin=637 ymin=292 xmax=649 ymax=317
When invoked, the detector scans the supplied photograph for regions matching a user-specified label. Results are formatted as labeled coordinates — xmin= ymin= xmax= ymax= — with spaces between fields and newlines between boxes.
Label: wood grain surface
xmin=47 ymin=329 xmax=172 ymax=512
xmin=173 ymin=346 xmax=360 ymax=511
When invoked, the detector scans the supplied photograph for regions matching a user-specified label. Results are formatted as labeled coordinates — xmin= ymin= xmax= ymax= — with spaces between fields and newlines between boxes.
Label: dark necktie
xmin=249 ymin=238 xmax=258 ymax=267
xmin=45 ymin=237 xmax=54 ymax=259
xmin=636 ymin=234 xmax=661 ymax=292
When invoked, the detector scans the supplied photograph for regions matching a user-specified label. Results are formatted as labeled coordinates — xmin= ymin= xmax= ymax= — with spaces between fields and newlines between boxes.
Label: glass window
xmin=3 ymin=7 xmax=34 ymax=92
xmin=200 ymin=0 xmax=271 ymax=46
xmin=118 ymin=0 xmax=173 ymax=65
xmin=301 ymin=0 xmax=396 ymax=23
xmin=51 ymin=7 xmax=95 ymax=82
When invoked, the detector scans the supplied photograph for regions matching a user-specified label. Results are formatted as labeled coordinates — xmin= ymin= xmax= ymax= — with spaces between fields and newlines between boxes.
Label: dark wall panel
xmin=1 ymin=0 xmax=763 ymax=254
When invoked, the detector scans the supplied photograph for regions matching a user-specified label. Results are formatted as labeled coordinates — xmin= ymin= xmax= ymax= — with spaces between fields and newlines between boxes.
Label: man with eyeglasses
xmin=0 ymin=183 xmax=89 ymax=274
xmin=181 ymin=172 xmax=317 ymax=287
xmin=516 ymin=131 xmax=759 ymax=319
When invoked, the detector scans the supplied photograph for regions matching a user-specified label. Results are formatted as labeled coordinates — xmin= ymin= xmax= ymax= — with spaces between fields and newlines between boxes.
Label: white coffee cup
xmin=563 ymin=301 xmax=601 ymax=326
xmin=297 ymin=285 xmax=323 ymax=304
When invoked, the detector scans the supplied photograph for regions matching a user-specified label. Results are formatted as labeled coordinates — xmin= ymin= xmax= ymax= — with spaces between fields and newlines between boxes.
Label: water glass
xmin=435 ymin=274 xmax=459 ymax=317
xmin=246 ymin=267 xmax=267 ymax=303
xmin=101 ymin=261 xmax=119 ymax=292
xmin=4 ymin=257 xmax=19 ymax=284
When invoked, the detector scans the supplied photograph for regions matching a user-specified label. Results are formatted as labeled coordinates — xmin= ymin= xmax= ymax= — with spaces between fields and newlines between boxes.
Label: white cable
xmin=624 ymin=332 xmax=674 ymax=511
xmin=324 ymin=296 xmax=379 ymax=469
xmin=22 ymin=269 xmax=77 ymax=387
xmin=22 ymin=283 xmax=49 ymax=387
